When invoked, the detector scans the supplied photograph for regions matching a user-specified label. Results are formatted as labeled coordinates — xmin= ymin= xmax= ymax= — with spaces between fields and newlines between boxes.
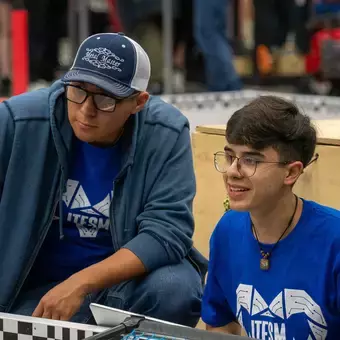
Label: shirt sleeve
xmin=335 ymin=244 xmax=340 ymax=314
xmin=201 ymin=227 xmax=236 ymax=327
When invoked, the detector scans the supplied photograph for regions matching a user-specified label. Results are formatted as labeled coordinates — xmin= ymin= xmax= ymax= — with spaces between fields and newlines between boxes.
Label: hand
xmin=32 ymin=275 xmax=88 ymax=321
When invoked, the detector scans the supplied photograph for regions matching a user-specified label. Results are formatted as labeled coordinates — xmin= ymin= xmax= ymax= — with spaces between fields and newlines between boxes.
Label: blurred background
xmin=2 ymin=0 xmax=340 ymax=98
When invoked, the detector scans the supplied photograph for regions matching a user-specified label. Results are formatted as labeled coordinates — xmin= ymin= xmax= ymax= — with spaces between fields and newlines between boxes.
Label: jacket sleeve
xmin=201 ymin=229 xmax=235 ymax=327
xmin=0 ymin=102 xmax=14 ymax=200
xmin=123 ymin=125 xmax=196 ymax=272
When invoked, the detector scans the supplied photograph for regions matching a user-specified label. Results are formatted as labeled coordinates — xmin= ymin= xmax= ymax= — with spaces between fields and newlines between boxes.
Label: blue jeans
xmin=10 ymin=259 xmax=203 ymax=328
xmin=194 ymin=0 xmax=242 ymax=92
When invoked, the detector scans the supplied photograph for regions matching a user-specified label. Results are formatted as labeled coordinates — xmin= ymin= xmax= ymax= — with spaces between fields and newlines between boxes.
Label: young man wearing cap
xmin=201 ymin=96 xmax=340 ymax=338
xmin=0 ymin=33 xmax=207 ymax=326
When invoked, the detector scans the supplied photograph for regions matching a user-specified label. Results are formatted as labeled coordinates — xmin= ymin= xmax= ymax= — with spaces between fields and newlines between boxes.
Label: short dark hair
xmin=226 ymin=95 xmax=317 ymax=167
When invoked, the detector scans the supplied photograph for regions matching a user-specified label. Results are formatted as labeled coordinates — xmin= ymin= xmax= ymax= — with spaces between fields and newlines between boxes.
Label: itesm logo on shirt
xmin=236 ymin=284 xmax=327 ymax=340
xmin=62 ymin=179 xmax=113 ymax=237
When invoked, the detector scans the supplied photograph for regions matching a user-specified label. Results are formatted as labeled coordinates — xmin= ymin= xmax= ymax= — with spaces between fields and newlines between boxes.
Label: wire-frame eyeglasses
xmin=213 ymin=152 xmax=319 ymax=178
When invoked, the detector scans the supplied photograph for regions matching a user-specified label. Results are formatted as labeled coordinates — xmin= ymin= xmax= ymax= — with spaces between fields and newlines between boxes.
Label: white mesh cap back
xmin=126 ymin=36 xmax=151 ymax=92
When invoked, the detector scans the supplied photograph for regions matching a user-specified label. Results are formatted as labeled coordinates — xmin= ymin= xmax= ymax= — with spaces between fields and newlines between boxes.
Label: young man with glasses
xmin=201 ymin=96 xmax=340 ymax=339
xmin=0 ymin=32 xmax=207 ymax=326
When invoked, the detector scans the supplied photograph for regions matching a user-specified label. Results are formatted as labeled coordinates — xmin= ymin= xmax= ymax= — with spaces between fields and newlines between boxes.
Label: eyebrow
xmin=224 ymin=146 xmax=265 ymax=158
xmin=72 ymin=82 xmax=109 ymax=96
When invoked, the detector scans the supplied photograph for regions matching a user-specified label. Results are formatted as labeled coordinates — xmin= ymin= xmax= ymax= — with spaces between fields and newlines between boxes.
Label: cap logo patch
xmin=82 ymin=47 xmax=125 ymax=72
xmin=64 ymin=70 xmax=80 ymax=79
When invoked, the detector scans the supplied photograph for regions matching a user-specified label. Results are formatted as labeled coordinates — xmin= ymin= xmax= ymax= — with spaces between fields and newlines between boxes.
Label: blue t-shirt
xmin=27 ymin=139 xmax=121 ymax=286
xmin=201 ymin=199 xmax=340 ymax=339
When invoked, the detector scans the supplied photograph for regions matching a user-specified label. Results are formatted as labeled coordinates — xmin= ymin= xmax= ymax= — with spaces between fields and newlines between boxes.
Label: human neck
xmin=90 ymin=128 xmax=124 ymax=148
xmin=250 ymin=192 xmax=302 ymax=244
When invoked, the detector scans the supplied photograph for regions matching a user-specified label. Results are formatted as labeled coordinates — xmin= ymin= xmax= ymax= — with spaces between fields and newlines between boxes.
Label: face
xmin=222 ymin=143 xmax=303 ymax=213
xmin=66 ymin=82 xmax=149 ymax=145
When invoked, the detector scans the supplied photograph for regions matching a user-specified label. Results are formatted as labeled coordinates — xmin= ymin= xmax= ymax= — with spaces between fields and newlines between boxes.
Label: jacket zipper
xmin=109 ymin=179 xmax=119 ymax=252
xmin=6 ymin=191 xmax=60 ymax=312
xmin=109 ymin=162 xmax=131 ymax=252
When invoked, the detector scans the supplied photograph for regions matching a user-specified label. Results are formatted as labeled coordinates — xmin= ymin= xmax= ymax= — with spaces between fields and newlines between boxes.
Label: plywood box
xmin=233 ymin=53 xmax=305 ymax=77
xmin=192 ymin=120 xmax=340 ymax=259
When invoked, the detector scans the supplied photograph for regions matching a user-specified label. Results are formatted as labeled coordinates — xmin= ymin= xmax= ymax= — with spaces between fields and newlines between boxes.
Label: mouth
xmin=229 ymin=185 xmax=249 ymax=192
xmin=227 ymin=184 xmax=250 ymax=199
xmin=77 ymin=121 xmax=97 ymax=129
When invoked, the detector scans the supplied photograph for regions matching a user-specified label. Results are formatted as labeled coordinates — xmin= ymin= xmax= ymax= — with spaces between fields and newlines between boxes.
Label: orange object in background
xmin=256 ymin=44 xmax=274 ymax=75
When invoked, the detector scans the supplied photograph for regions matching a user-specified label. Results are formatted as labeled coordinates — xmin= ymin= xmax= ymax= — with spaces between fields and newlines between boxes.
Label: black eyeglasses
xmin=65 ymin=84 xmax=138 ymax=112
xmin=214 ymin=152 xmax=319 ymax=178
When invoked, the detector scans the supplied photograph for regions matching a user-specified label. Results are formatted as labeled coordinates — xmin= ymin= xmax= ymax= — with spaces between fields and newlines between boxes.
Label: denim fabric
xmin=194 ymin=0 xmax=242 ymax=91
xmin=10 ymin=259 xmax=202 ymax=328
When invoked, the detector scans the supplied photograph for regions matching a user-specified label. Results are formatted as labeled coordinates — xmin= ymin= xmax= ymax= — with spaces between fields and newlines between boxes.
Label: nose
xmin=79 ymin=96 xmax=97 ymax=117
xmin=226 ymin=158 xmax=242 ymax=178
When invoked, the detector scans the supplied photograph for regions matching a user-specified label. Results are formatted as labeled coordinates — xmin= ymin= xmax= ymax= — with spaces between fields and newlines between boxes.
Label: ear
xmin=284 ymin=161 xmax=304 ymax=186
xmin=131 ymin=92 xmax=149 ymax=114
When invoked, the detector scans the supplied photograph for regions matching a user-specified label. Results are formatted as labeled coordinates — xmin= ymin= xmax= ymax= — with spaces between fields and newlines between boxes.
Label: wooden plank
xmin=313 ymin=120 xmax=340 ymax=146
xmin=192 ymin=132 xmax=226 ymax=260
xmin=233 ymin=53 xmax=305 ymax=77
xmin=196 ymin=119 xmax=340 ymax=146
xmin=196 ymin=125 xmax=225 ymax=136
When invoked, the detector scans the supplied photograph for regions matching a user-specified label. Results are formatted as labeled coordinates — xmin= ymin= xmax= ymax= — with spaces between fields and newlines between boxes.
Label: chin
xmin=74 ymin=132 xmax=91 ymax=142
xmin=72 ymin=127 xmax=94 ymax=143
xmin=229 ymin=199 xmax=252 ymax=212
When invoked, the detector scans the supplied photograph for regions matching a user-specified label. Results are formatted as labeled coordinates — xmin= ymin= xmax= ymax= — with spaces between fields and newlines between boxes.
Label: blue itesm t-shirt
xmin=27 ymin=138 xmax=121 ymax=286
xmin=201 ymin=199 xmax=340 ymax=340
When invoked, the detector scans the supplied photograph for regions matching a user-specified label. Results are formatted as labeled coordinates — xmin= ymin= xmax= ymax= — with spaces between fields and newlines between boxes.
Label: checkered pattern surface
xmin=160 ymin=89 xmax=340 ymax=132
xmin=162 ymin=89 xmax=340 ymax=115
xmin=0 ymin=315 xmax=104 ymax=340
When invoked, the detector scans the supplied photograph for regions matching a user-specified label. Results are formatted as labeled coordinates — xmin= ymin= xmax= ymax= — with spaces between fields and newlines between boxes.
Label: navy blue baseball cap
xmin=62 ymin=32 xmax=151 ymax=98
